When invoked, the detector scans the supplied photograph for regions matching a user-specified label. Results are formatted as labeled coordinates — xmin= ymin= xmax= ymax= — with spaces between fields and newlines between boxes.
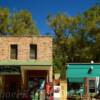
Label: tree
xmin=47 ymin=13 xmax=71 ymax=78
xmin=71 ymin=4 xmax=100 ymax=62
xmin=0 ymin=8 xmax=10 ymax=35
xmin=84 ymin=4 xmax=100 ymax=62
xmin=0 ymin=7 xmax=39 ymax=36
xmin=11 ymin=10 xmax=39 ymax=35
xmin=47 ymin=4 xmax=100 ymax=78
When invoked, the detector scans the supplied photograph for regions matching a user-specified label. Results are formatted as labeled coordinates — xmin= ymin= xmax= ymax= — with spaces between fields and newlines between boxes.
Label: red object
xmin=22 ymin=93 xmax=30 ymax=100
xmin=46 ymin=83 xmax=51 ymax=95
xmin=49 ymin=95 xmax=53 ymax=100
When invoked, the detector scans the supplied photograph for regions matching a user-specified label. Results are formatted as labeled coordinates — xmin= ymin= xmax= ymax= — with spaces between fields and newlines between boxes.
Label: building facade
xmin=0 ymin=36 xmax=52 ymax=94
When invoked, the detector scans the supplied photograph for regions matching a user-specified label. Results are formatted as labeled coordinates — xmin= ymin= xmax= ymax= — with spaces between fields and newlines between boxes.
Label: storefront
xmin=0 ymin=60 xmax=52 ymax=99
xmin=67 ymin=63 xmax=100 ymax=97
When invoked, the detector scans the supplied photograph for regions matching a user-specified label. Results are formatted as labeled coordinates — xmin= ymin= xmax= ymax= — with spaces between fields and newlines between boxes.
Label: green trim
xmin=0 ymin=60 xmax=52 ymax=66
xmin=68 ymin=78 xmax=84 ymax=83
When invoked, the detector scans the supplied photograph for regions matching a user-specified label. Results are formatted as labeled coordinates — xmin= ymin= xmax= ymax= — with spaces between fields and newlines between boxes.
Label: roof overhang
xmin=0 ymin=60 xmax=52 ymax=66
xmin=67 ymin=63 xmax=100 ymax=82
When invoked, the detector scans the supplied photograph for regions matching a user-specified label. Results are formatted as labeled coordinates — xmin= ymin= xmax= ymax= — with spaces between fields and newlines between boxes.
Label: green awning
xmin=0 ymin=60 xmax=52 ymax=66
xmin=67 ymin=63 xmax=100 ymax=83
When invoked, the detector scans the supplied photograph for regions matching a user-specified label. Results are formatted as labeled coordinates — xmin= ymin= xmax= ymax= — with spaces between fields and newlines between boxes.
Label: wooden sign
xmin=60 ymin=80 xmax=67 ymax=100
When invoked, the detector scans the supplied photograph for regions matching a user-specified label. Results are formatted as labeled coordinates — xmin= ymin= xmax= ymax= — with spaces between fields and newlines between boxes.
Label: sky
xmin=0 ymin=0 xmax=98 ymax=34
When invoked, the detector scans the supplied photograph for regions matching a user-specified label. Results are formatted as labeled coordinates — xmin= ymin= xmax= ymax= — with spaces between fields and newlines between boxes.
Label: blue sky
xmin=0 ymin=0 xmax=97 ymax=34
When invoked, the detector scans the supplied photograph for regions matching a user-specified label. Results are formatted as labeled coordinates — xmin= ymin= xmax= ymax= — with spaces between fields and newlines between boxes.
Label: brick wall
xmin=0 ymin=36 xmax=52 ymax=61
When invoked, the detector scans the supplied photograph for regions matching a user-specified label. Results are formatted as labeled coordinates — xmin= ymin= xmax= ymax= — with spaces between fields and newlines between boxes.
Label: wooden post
xmin=84 ymin=78 xmax=89 ymax=98
xmin=49 ymin=66 xmax=53 ymax=82
xmin=21 ymin=69 xmax=26 ymax=91
xmin=60 ymin=80 xmax=67 ymax=100
xmin=0 ymin=76 xmax=3 ymax=92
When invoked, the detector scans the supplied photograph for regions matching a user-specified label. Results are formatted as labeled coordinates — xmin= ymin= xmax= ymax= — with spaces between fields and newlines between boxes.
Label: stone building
xmin=0 ymin=36 xmax=52 ymax=93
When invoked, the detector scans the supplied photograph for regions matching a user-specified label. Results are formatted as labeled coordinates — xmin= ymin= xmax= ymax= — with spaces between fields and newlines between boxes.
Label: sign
xmin=60 ymin=81 xmax=67 ymax=100
xmin=0 ymin=66 xmax=20 ymax=75
xmin=54 ymin=86 xmax=60 ymax=99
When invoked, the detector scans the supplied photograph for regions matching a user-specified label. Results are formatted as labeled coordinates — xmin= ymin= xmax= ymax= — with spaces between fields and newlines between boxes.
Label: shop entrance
xmin=27 ymin=70 xmax=47 ymax=90
xmin=27 ymin=70 xmax=48 ymax=99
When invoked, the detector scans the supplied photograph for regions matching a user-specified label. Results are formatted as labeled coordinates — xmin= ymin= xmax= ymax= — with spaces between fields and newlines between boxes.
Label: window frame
xmin=10 ymin=44 xmax=18 ymax=60
xmin=29 ymin=44 xmax=37 ymax=59
xmin=88 ymin=78 xmax=96 ymax=93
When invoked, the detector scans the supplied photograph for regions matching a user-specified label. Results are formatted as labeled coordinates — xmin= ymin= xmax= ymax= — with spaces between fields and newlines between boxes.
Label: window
xmin=10 ymin=45 xmax=18 ymax=59
xmin=30 ymin=44 xmax=37 ymax=59
xmin=89 ymin=80 xmax=96 ymax=93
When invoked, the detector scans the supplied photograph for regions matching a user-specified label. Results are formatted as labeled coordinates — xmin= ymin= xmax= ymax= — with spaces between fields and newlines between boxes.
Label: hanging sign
xmin=54 ymin=86 xmax=60 ymax=99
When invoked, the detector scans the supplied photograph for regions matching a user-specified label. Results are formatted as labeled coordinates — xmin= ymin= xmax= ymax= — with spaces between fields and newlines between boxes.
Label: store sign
xmin=60 ymin=81 xmax=67 ymax=100
xmin=0 ymin=66 xmax=20 ymax=75
xmin=54 ymin=86 xmax=60 ymax=99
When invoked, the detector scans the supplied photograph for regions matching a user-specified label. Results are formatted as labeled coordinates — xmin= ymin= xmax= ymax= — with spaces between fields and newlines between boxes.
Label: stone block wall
xmin=0 ymin=36 xmax=52 ymax=61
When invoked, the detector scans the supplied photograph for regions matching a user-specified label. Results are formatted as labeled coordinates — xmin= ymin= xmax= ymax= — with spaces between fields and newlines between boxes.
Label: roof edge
xmin=0 ymin=35 xmax=53 ymax=38
xmin=67 ymin=63 xmax=100 ymax=65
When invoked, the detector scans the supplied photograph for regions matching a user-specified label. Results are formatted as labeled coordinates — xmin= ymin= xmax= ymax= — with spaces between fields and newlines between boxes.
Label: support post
xmin=49 ymin=66 xmax=53 ymax=82
xmin=84 ymin=78 xmax=89 ymax=97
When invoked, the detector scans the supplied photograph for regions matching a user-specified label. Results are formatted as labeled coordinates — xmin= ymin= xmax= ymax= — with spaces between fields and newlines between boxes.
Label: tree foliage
xmin=0 ymin=8 xmax=10 ymax=35
xmin=47 ymin=13 xmax=72 ymax=78
xmin=72 ymin=4 xmax=100 ymax=62
xmin=47 ymin=5 xmax=100 ymax=78
xmin=11 ymin=10 xmax=39 ymax=35
xmin=0 ymin=8 xmax=39 ymax=35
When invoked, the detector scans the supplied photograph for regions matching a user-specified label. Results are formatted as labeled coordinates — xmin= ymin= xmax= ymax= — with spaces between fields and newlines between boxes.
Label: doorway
xmin=27 ymin=70 xmax=47 ymax=99
xmin=4 ymin=75 xmax=21 ymax=93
